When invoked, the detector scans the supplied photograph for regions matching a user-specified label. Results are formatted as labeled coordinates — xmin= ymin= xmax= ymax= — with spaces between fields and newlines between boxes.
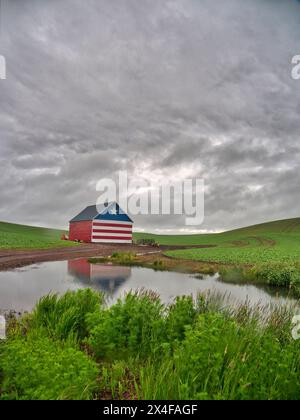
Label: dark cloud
xmin=0 ymin=0 xmax=300 ymax=232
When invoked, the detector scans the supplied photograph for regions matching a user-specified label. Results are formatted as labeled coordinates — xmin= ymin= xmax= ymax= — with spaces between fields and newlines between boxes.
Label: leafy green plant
xmin=87 ymin=291 xmax=165 ymax=360
xmin=0 ymin=331 xmax=98 ymax=400
xmin=111 ymin=252 xmax=136 ymax=265
xmin=251 ymin=263 xmax=297 ymax=288
xmin=166 ymin=295 xmax=197 ymax=343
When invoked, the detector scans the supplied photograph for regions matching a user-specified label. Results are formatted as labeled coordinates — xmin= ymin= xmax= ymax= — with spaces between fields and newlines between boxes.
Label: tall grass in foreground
xmin=1 ymin=289 xmax=300 ymax=400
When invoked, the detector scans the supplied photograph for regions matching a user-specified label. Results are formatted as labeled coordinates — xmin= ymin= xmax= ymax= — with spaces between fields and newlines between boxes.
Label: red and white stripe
xmin=91 ymin=220 xmax=133 ymax=243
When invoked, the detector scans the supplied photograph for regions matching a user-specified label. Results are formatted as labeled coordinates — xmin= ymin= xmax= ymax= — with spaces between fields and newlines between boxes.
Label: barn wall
xmin=92 ymin=220 xmax=133 ymax=243
xmin=69 ymin=221 xmax=92 ymax=242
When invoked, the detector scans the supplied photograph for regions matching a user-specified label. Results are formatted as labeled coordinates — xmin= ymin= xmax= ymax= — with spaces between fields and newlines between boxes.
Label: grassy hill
xmin=225 ymin=217 xmax=300 ymax=235
xmin=2 ymin=217 xmax=300 ymax=262
xmin=134 ymin=218 xmax=300 ymax=265
xmin=134 ymin=217 xmax=300 ymax=245
xmin=0 ymin=221 xmax=75 ymax=249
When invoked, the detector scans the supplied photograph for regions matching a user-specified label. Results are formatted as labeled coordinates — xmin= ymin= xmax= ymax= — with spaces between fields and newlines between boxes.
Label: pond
xmin=0 ymin=257 xmax=298 ymax=313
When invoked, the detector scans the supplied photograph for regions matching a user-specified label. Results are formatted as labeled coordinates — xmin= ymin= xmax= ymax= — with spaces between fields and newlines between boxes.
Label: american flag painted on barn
xmin=69 ymin=201 xmax=134 ymax=244
xmin=92 ymin=219 xmax=133 ymax=243
xmin=92 ymin=202 xmax=133 ymax=243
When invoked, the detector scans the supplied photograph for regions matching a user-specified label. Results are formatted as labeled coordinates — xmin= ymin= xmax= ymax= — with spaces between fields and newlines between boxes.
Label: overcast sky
xmin=0 ymin=0 xmax=300 ymax=233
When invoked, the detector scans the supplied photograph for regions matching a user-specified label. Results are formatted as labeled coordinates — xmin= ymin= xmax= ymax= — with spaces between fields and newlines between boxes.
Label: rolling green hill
xmin=134 ymin=218 xmax=300 ymax=265
xmin=2 ymin=217 xmax=300 ymax=262
xmin=0 ymin=221 xmax=75 ymax=249
xmin=225 ymin=217 xmax=300 ymax=235
xmin=134 ymin=217 xmax=300 ymax=245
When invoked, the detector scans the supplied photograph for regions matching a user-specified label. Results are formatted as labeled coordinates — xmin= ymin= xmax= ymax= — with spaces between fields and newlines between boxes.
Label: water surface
xmin=0 ymin=258 xmax=298 ymax=312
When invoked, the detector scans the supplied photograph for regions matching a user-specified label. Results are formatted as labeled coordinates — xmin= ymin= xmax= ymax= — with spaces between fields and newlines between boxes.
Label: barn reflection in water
xmin=68 ymin=259 xmax=131 ymax=295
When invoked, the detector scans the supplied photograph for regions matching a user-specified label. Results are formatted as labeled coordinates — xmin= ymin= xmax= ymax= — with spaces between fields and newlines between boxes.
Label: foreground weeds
xmin=1 ymin=288 xmax=300 ymax=400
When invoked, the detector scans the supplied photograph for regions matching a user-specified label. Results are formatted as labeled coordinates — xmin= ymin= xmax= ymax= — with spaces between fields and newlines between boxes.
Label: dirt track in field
xmin=0 ymin=243 xmax=216 ymax=271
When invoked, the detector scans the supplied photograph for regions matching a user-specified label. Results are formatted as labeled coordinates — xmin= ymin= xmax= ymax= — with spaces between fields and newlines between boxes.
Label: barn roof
xmin=69 ymin=202 xmax=133 ymax=223
xmin=69 ymin=205 xmax=98 ymax=222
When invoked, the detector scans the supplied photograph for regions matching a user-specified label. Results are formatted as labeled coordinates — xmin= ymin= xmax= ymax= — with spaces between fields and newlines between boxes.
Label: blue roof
xmin=70 ymin=202 xmax=133 ymax=223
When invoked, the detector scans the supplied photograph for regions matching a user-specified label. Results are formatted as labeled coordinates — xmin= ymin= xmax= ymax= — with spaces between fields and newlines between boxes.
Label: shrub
xmin=166 ymin=296 xmax=197 ymax=343
xmin=172 ymin=312 xmax=241 ymax=398
xmin=87 ymin=291 xmax=165 ymax=360
xmin=136 ymin=238 xmax=159 ymax=247
xmin=0 ymin=331 xmax=98 ymax=400
xmin=111 ymin=252 xmax=136 ymax=264
xmin=137 ymin=312 xmax=242 ymax=400
xmin=248 ymin=263 xmax=299 ymax=288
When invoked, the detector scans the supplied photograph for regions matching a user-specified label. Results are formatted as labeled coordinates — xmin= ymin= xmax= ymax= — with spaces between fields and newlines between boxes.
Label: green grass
xmin=134 ymin=231 xmax=219 ymax=246
xmin=0 ymin=221 xmax=76 ymax=249
xmin=165 ymin=234 xmax=300 ymax=265
xmin=0 ymin=332 xmax=98 ymax=400
xmin=134 ymin=217 xmax=300 ymax=246
xmin=134 ymin=218 xmax=300 ymax=265
xmin=1 ymin=289 xmax=300 ymax=400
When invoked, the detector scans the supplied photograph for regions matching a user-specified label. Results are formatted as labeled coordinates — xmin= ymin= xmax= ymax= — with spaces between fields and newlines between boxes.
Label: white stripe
xmin=92 ymin=226 xmax=132 ymax=232
xmin=92 ymin=232 xmax=132 ymax=238
xmin=92 ymin=239 xmax=132 ymax=244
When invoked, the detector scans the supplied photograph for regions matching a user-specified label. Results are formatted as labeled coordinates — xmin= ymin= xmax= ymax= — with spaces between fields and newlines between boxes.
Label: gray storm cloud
xmin=0 ymin=0 xmax=300 ymax=232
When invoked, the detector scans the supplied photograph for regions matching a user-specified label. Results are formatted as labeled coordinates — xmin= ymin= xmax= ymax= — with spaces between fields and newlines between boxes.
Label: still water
xmin=0 ymin=258 xmax=298 ymax=312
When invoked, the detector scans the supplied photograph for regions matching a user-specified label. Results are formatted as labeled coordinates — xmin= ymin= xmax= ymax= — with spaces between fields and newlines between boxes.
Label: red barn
xmin=69 ymin=202 xmax=133 ymax=244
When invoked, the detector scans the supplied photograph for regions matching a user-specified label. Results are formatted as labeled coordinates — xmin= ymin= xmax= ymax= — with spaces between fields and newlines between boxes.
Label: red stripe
xmin=93 ymin=222 xmax=132 ymax=228
xmin=93 ymin=229 xmax=132 ymax=234
xmin=92 ymin=235 xmax=132 ymax=240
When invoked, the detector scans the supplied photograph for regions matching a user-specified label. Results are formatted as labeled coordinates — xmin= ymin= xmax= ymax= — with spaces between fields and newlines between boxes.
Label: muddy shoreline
xmin=0 ymin=243 xmax=216 ymax=271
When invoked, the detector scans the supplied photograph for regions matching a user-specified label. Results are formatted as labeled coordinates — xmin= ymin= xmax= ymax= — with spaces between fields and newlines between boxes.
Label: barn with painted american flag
xmin=69 ymin=202 xmax=133 ymax=244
